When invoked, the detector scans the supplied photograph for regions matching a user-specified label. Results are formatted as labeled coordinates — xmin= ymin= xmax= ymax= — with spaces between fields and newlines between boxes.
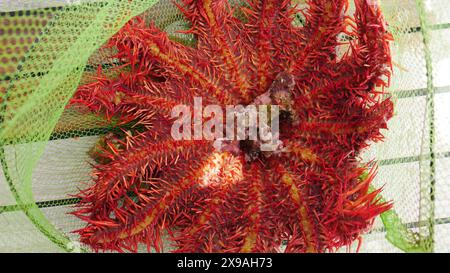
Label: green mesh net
xmin=0 ymin=0 xmax=449 ymax=253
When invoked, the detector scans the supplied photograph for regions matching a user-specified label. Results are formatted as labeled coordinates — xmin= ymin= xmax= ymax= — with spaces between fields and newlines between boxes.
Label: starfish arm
xmin=296 ymin=102 xmax=391 ymax=135
xmin=172 ymin=191 xmax=224 ymax=253
xmin=72 ymin=137 xmax=212 ymax=251
xmin=113 ymin=18 xmax=235 ymax=105
xmin=75 ymin=153 xmax=213 ymax=252
xmin=318 ymin=163 xmax=392 ymax=248
xmin=170 ymin=153 xmax=246 ymax=252
xmin=171 ymin=189 xmax=230 ymax=252
xmin=68 ymin=72 xmax=131 ymax=121
xmin=243 ymin=0 xmax=299 ymax=94
xmin=291 ymin=1 xmax=394 ymax=155
xmin=179 ymin=0 xmax=252 ymax=102
xmin=284 ymin=140 xmax=319 ymax=164
xmin=292 ymin=0 xmax=348 ymax=84
xmin=278 ymin=165 xmax=320 ymax=252
xmin=337 ymin=0 xmax=393 ymax=91
xmin=70 ymin=75 xmax=190 ymax=123
xmin=238 ymin=162 xmax=279 ymax=252
xmin=173 ymin=161 xmax=281 ymax=253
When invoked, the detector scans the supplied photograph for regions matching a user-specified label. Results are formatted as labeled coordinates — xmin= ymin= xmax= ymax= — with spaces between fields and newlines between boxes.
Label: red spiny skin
xmin=69 ymin=0 xmax=394 ymax=253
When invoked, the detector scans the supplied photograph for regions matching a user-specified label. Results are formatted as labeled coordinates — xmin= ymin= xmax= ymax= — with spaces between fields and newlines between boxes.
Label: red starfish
xmin=69 ymin=0 xmax=394 ymax=253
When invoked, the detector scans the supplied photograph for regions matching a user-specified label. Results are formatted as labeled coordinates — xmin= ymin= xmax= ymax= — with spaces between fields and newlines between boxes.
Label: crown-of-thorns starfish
xmin=69 ymin=0 xmax=394 ymax=253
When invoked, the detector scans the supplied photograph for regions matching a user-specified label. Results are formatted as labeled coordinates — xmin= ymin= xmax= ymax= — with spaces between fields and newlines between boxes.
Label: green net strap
xmin=415 ymin=0 xmax=436 ymax=253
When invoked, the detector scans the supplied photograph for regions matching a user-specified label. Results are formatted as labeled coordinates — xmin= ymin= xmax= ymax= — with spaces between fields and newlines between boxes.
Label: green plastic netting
xmin=0 ymin=0 xmax=449 ymax=253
